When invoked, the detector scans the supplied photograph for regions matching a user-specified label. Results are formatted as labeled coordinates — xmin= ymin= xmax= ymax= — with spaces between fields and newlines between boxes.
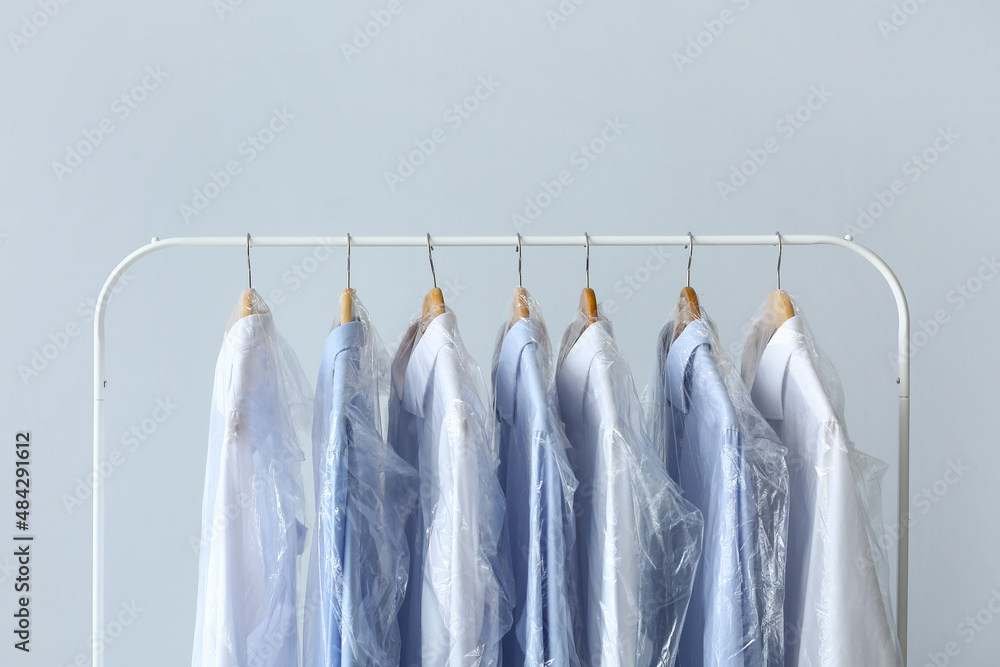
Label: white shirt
xmin=746 ymin=316 xmax=901 ymax=667
xmin=193 ymin=310 xmax=308 ymax=667
xmin=557 ymin=318 xmax=703 ymax=667
xmin=389 ymin=312 xmax=510 ymax=667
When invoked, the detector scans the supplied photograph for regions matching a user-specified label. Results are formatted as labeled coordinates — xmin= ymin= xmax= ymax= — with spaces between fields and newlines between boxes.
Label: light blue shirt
xmin=557 ymin=318 xmax=703 ymax=667
xmin=650 ymin=317 xmax=787 ymax=667
xmin=303 ymin=320 xmax=418 ymax=667
xmin=493 ymin=317 xmax=583 ymax=667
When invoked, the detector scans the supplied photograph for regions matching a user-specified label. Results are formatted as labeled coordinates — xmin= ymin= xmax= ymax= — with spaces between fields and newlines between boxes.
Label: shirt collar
xmin=495 ymin=318 xmax=544 ymax=422
xmin=750 ymin=315 xmax=805 ymax=421
xmin=225 ymin=312 xmax=274 ymax=353
xmin=664 ymin=317 xmax=713 ymax=415
xmin=327 ymin=320 xmax=366 ymax=356
xmin=401 ymin=312 xmax=460 ymax=417
xmin=557 ymin=319 xmax=613 ymax=426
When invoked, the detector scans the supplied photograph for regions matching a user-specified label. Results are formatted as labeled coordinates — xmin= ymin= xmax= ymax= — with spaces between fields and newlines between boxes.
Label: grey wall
xmin=1 ymin=1 xmax=998 ymax=665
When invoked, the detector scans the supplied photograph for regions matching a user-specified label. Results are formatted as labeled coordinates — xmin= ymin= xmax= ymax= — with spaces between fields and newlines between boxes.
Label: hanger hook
xmin=426 ymin=233 xmax=437 ymax=288
xmin=516 ymin=233 xmax=523 ymax=288
xmin=686 ymin=232 xmax=694 ymax=288
xmin=346 ymin=233 xmax=351 ymax=290
xmin=775 ymin=231 xmax=783 ymax=291
xmin=246 ymin=233 xmax=252 ymax=290
xmin=584 ymin=233 xmax=591 ymax=289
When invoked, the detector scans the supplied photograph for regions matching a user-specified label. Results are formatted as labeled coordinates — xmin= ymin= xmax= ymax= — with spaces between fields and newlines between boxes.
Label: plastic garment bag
xmin=303 ymin=292 xmax=419 ymax=667
xmin=192 ymin=289 xmax=310 ymax=667
xmin=491 ymin=292 xmax=584 ymax=667
xmin=556 ymin=310 xmax=704 ymax=667
xmin=646 ymin=309 xmax=789 ymax=667
xmin=388 ymin=307 xmax=513 ymax=667
xmin=741 ymin=295 xmax=903 ymax=666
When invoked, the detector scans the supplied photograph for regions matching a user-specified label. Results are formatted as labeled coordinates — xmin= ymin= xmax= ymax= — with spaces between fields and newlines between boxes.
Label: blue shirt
xmin=303 ymin=319 xmax=418 ymax=667
xmin=649 ymin=317 xmax=788 ymax=667
xmin=493 ymin=317 xmax=583 ymax=667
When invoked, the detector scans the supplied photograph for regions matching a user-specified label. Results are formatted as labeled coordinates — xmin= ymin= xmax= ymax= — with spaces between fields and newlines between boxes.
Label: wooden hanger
xmin=421 ymin=234 xmax=446 ymax=327
xmin=764 ymin=233 xmax=794 ymax=332
xmin=510 ymin=235 xmax=530 ymax=325
xmin=241 ymin=234 xmax=256 ymax=317
xmin=579 ymin=233 xmax=599 ymax=328
xmin=339 ymin=235 xmax=355 ymax=325
xmin=674 ymin=233 xmax=701 ymax=339
xmin=764 ymin=289 xmax=794 ymax=330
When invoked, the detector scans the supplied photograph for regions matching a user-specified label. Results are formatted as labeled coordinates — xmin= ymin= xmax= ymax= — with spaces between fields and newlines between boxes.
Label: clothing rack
xmin=92 ymin=234 xmax=911 ymax=666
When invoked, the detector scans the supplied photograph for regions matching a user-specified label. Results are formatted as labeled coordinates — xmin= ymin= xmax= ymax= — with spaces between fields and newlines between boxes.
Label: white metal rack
xmin=92 ymin=234 xmax=911 ymax=665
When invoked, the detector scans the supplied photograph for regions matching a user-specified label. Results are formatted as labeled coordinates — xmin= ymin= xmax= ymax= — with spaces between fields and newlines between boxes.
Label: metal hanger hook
xmin=686 ymin=232 xmax=694 ymax=288
xmin=584 ymin=233 xmax=591 ymax=289
xmin=516 ymin=233 xmax=523 ymax=288
xmin=346 ymin=233 xmax=351 ymax=290
xmin=426 ymin=233 xmax=437 ymax=288
xmin=775 ymin=231 xmax=783 ymax=290
xmin=246 ymin=233 xmax=252 ymax=290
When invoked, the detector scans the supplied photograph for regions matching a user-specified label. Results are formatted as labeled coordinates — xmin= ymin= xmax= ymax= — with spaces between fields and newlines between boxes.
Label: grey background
xmin=1 ymin=0 xmax=998 ymax=665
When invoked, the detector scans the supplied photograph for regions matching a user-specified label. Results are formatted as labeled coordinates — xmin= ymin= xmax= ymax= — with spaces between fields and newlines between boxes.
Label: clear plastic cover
xmin=303 ymin=291 xmax=419 ymax=666
xmin=555 ymin=307 xmax=704 ymax=667
xmin=645 ymin=304 xmax=789 ymax=667
xmin=388 ymin=305 xmax=513 ymax=667
xmin=740 ymin=293 xmax=902 ymax=666
xmin=192 ymin=289 xmax=311 ymax=667
xmin=490 ymin=291 xmax=585 ymax=666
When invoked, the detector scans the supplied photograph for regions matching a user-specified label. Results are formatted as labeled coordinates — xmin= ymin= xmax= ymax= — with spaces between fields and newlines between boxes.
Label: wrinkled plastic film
xmin=193 ymin=289 xmax=311 ymax=667
xmin=491 ymin=291 xmax=585 ymax=666
xmin=388 ymin=305 xmax=513 ymax=667
xmin=303 ymin=291 xmax=419 ymax=666
xmin=740 ymin=293 xmax=902 ymax=666
xmin=556 ymin=307 xmax=704 ymax=667
xmin=646 ymin=304 xmax=789 ymax=666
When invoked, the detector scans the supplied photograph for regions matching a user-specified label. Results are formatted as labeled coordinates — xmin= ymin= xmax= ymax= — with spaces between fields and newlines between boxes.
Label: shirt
xmin=649 ymin=317 xmax=787 ymax=667
xmin=193 ymin=307 xmax=308 ymax=667
xmin=303 ymin=318 xmax=418 ymax=667
xmin=746 ymin=316 xmax=901 ymax=666
xmin=557 ymin=318 xmax=703 ymax=667
xmin=389 ymin=311 xmax=511 ymax=667
xmin=493 ymin=317 xmax=582 ymax=667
